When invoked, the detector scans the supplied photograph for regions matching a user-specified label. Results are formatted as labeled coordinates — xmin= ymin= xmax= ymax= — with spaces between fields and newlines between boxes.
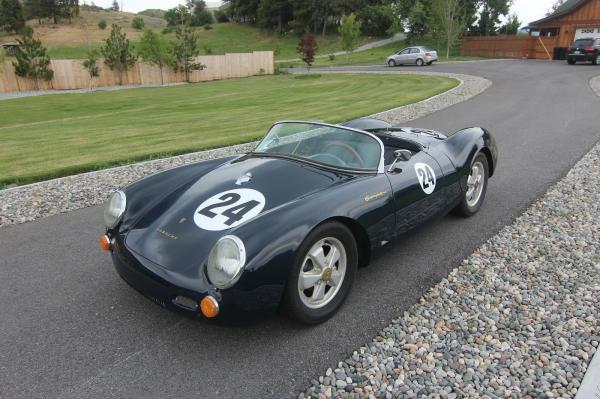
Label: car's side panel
xmin=227 ymin=173 xmax=395 ymax=299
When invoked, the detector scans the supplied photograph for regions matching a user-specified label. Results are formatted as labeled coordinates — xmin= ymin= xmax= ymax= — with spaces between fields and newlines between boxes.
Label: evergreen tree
xmin=100 ymin=24 xmax=137 ymax=85
xmin=13 ymin=29 xmax=54 ymax=90
xmin=172 ymin=25 xmax=206 ymax=82
xmin=111 ymin=0 xmax=119 ymax=12
xmin=137 ymin=28 xmax=174 ymax=85
xmin=0 ymin=0 xmax=26 ymax=33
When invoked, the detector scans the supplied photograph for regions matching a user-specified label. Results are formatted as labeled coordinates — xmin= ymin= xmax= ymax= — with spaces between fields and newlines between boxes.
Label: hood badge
xmin=235 ymin=172 xmax=253 ymax=185
xmin=156 ymin=227 xmax=178 ymax=240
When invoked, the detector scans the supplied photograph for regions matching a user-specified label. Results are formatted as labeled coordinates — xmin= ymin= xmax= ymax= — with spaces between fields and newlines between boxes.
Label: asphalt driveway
xmin=1 ymin=60 xmax=599 ymax=399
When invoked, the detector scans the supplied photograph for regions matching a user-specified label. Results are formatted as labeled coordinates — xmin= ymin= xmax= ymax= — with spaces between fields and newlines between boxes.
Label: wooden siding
xmin=461 ymin=36 xmax=558 ymax=59
xmin=531 ymin=0 xmax=600 ymax=47
xmin=0 ymin=51 xmax=274 ymax=93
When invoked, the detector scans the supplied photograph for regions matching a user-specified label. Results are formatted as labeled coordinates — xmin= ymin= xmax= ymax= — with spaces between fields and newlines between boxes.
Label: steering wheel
xmin=324 ymin=141 xmax=364 ymax=167
xmin=307 ymin=153 xmax=348 ymax=167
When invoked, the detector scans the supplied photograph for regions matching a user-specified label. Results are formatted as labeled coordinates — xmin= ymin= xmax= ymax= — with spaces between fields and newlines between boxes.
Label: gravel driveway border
xmin=0 ymin=72 xmax=490 ymax=229
xmin=300 ymin=140 xmax=600 ymax=399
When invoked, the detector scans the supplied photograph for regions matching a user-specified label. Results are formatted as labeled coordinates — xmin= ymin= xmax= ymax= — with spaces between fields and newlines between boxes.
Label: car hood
xmin=124 ymin=155 xmax=352 ymax=271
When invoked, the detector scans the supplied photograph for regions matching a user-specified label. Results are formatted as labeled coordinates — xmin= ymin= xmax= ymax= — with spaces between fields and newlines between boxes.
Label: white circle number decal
xmin=194 ymin=189 xmax=266 ymax=231
xmin=414 ymin=163 xmax=436 ymax=195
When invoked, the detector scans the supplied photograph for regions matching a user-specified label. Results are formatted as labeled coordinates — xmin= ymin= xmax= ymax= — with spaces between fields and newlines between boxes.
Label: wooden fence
xmin=461 ymin=36 xmax=558 ymax=60
xmin=0 ymin=51 xmax=274 ymax=93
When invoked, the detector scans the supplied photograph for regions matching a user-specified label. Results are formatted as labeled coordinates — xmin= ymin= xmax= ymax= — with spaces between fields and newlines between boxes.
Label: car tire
xmin=593 ymin=54 xmax=600 ymax=65
xmin=453 ymin=153 xmax=489 ymax=217
xmin=388 ymin=59 xmax=396 ymax=67
xmin=567 ymin=58 xmax=576 ymax=65
xmin=283 ymin=222 xmax=358 ymax=325
xmin=416 ymin=58 xmax=425 ymax=66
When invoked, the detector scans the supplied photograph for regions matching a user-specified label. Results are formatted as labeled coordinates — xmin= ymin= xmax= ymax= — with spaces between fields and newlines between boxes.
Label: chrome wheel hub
xmin=297 ymin=237 xmax=347 ymax=309
xmin=466 ymin=161 xmax=485 ymax=207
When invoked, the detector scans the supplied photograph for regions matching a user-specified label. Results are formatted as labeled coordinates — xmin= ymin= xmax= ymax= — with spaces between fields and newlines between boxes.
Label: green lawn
xmin=0 ymin=73 xmax=458 ymax=187
xmin=280 ymin=41 xmax=485 ymax=68
xmin=44 ymin=23 xmax=376 ymax=60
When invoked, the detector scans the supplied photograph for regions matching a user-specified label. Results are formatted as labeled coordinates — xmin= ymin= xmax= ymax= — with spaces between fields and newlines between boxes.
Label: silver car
xmin=387 ymin=46 xmax=438 ymax=67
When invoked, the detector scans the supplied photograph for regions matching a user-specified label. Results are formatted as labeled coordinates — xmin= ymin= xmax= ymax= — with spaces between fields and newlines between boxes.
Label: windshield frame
xmin=252 ymin=121 xmax=386 ymax=174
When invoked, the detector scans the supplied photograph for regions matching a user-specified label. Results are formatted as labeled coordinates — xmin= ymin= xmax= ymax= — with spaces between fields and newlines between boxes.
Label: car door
xmin=385 ymin=151 xmax=446 ymax=236
xmin=396 ymin=48 xmax=411 ymax=64
xmin=409 ymin=48 xmax=421 ymax=64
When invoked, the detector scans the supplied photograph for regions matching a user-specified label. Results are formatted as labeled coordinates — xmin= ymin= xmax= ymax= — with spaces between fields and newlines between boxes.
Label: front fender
xmin=227 ymin=174 xmax=394 ymax=301
xmin=444 ymin=127 xmax=498 ymax=178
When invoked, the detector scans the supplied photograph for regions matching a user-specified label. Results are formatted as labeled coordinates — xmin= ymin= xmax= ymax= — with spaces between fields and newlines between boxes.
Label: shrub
xmin=214 ymin=9 xmax=229 ymax=23
xmin=98 ymin=20 xmax=107 ymax=29
xmin=131 ymin=17 xmax=145 ymax=30
xmin=328 ymin=53 xmax=335 ymax=61
xmin=203 ymin=24 xmax=212 ymax=30
xmin=203 ymin=45 xmax=212 ymax=54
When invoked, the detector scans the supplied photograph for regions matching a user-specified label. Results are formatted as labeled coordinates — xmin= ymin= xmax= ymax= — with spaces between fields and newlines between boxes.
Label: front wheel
xmin=416 ymin=58 xmax=425 ymax=66
xmin=454 ymin=153 xmax=489 ymax=217
xmin=388 ymin=59 xmax=396 ymax=67
xmin=593 ymin=54 xmax=600 ymax=65
xmin=283 ymin=222 xmax=358 ymax=324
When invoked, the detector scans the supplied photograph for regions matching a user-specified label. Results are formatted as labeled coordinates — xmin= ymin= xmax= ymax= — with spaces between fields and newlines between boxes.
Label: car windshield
xmin=573 ymin=39 xmax=593 ymax=46
xmin=254 ymin=122 xmax=382 ymax=172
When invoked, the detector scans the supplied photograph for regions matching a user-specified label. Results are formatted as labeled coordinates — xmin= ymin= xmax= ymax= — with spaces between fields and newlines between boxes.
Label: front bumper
xmin=109 ymin=234 xmax=282 ymax=322
xmin=567 ymin=53 xmax=595 ymax=62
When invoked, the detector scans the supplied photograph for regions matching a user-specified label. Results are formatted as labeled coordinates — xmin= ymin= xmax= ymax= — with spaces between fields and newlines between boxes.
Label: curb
xmin=576 ymin=345 xmax=600 ymax=398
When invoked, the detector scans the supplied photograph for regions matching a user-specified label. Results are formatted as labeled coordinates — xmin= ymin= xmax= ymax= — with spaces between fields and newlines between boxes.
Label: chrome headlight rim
xmin=206 ymin=235 xmax=246 ymax=289
xmin=103 ymin=190 xmax=127 ymax=229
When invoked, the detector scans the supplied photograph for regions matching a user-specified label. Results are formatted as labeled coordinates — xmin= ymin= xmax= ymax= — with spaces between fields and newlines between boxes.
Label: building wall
xmin=533 ymin=0 xmax=600 ymax=47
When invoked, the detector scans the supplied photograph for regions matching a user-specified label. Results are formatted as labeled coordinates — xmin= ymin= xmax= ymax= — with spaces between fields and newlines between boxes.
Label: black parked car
xmin=100 ymin=118 xmax=497 ymax=324
xmin=567 ymin=37 xmax=600 ymax=65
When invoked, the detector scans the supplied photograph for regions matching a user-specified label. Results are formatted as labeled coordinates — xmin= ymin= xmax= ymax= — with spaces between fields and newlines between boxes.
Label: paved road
xmin=1 ymin=60 xmax=599 ymax=399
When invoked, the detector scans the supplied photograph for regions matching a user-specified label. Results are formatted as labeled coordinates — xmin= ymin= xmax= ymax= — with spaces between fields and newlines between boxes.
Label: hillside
xmin=0 ymin=11 xmax=375 ymax=60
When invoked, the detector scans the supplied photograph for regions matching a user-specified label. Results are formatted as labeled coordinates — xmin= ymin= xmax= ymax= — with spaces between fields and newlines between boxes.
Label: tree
xmin=297 ymin=32 xmax=317 ymax=71
xmin=111 ymin=0 xmax=119 ymax=12
xmin=13 ymin=29 xmax=54 ymax=90
xmin=137 ymin=28 xmax=174 ymax=85
xmin=339 ymin=13 xmax=361 ymax=61
xmin=406 ymin=0 xmax=431 ymax=42
xmin=498 ymin=13 xmax=520 ymax=35
xmin=172 ymin=25 xmax=206 ymax=82
xmin=82 ymin=49 xmax=100 ymax=88
xmin=100 ymin=24 xmax=137 ymax=85
xmin=98 ymin=19 xmax=106 ymax=29
xmin=356 ymin=4 xmax=394 ymax=37
xmin=546 ymin=0 xmax=566 ymax=16
xmin=164 ymin=5 xmax=192 ymax=27
xmin=189 ymin=0 xmax=213 ymax=26
xmin=0 ymin=0 xmax=26 ymax=34
xmin=431 ymin=0 xmax=467 ymax=58
xmin=24 ymin=0 xmax=79 ymax=24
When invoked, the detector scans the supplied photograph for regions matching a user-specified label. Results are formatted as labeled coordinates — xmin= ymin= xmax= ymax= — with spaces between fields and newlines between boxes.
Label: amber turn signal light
xmin=99 ymin=235 xmax=112 ymax=251
xmin=200 ymin=296 xmax=219 ymax=318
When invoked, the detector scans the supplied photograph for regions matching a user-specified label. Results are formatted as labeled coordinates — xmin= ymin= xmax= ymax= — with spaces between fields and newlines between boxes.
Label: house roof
xmin=528 ymin=0 xmax=587 ymax=27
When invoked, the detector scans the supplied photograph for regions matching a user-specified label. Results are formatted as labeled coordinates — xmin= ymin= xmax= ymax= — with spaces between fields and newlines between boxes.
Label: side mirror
xmin=387 ymin=149 xmax=412 ymax=173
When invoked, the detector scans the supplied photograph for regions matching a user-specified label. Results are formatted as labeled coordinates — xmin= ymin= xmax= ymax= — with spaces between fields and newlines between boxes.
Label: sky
xmin=86 ymin=0 xmax=553 ymax=26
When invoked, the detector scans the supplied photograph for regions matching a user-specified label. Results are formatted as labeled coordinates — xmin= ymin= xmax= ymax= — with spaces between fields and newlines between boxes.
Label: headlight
xmin=207 ymin=235 xmax=246 ymax=289
xmin=103 ymin=190 xmax=126 ymax=229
